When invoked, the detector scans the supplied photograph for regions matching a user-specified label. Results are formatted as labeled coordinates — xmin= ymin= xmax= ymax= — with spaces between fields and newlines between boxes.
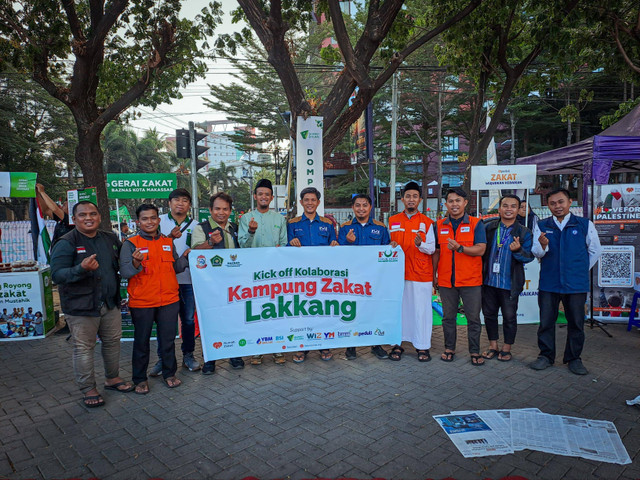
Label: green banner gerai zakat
xmin=106 ymin=173 xmax=177 ymax=199
xmin=0 ymin=172 xmax=37 ymax=198
xmin=190 ymin=245 xmax=405 ymax=361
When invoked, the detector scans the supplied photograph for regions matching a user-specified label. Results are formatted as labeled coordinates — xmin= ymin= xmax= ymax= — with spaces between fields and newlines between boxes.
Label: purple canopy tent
xmin=516 ymin=104 xmax=640 ymax=215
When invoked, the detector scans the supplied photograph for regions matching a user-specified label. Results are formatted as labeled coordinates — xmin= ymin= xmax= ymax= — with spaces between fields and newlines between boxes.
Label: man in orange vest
xmin=120 ymin=204 xmax=189 ymax=394
xmin=434 ymin=187 xmax=487 ymax=366
xmin=388 ymin=182 xmax=436 ymax=362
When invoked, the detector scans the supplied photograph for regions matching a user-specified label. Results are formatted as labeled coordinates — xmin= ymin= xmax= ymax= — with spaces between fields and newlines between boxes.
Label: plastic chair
xmin=628 ymin=291 xmax=640 ymax=331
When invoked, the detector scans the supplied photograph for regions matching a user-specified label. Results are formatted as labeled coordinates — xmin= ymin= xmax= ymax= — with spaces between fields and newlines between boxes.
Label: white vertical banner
xmin=296 ymin=116 xmax=324 ymax=216
xmin=486 ymin=114 xmax=500 ymax=211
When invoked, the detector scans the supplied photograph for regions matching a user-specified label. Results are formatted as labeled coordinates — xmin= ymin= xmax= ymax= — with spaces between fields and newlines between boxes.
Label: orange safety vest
xmin=127 ymin=235 xmax=179 ymax=308
xmin=389 ymin=211 xmax=434 ymax=282
xmin=436 ymin=215 xmax=483 ymax=288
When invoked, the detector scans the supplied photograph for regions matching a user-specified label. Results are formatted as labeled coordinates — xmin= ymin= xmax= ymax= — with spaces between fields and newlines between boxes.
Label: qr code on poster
xmin=598 ymin=245 xmax=634 ymax=287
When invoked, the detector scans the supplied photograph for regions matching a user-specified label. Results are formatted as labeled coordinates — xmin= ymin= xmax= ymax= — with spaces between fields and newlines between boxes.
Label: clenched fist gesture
xmin=80 ymin=254 xmax=99 ymax=271
xmin=509 ymin=236 xmax=521 ymax=252
xmin=248 ymin=218 xmax=258 ymax=234
xmin=538 ymin=232 xmax=549 ymax=249
xmin=170 ymin=225 xmax=182 ymax=239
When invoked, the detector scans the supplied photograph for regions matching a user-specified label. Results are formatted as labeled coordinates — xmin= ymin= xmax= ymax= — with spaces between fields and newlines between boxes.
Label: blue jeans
xmin=155 ymin=283 xmax=196 ymax=359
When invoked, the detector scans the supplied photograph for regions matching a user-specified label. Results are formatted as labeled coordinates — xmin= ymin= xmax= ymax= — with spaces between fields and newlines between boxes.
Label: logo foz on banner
xmin=190 ymin=246 xmax=405 ymax=361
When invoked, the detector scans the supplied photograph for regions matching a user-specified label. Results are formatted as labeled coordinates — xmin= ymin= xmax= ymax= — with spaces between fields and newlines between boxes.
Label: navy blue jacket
xmin=538 ymin=215 xmax=590 ymax=293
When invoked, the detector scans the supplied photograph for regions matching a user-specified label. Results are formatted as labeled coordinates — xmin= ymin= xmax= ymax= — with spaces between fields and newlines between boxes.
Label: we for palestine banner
xmin=190 ymin=246 xmax=404 ymax=361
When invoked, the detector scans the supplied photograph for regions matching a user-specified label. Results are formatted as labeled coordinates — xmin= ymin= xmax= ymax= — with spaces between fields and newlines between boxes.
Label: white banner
xmin=189 ymin=245 xmax=404 ymax=361
xmin=471 ymin=165 xmax=537 ymax=190
xmin=480 ymin=260 xmax=540 ymax=324
xmin=295 ymin=116 xmax=324 ymax=216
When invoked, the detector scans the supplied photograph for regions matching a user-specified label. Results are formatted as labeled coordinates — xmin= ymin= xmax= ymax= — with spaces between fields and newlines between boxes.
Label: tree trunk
xmin=75 ymin=133 xmax=111 ymax=231
xmin=422 ymin=153 xmax=429 ymax=213
xmin=510 ymin=111 xmax=516 ymax=164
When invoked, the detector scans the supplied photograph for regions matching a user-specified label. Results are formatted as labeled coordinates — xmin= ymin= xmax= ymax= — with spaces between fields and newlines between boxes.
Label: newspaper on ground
xmin=436 ymin=409 xmax=631 ymax=464
xmin=626 ymin=394 xmax=640 ymax=406
xmin=561 ymin=416 xmax=631 ymax=464
xmin=510 ymin=409 xmax=572 ymax=455
xmin=433 ymin=413 xmax=513 ymax=458
xmin=450 ymin=408 xmax=541 ymax=451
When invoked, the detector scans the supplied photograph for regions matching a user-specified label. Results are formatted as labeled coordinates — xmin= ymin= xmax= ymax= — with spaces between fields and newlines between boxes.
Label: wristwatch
xmin=457 ymin=245 xmax=464 ymax=253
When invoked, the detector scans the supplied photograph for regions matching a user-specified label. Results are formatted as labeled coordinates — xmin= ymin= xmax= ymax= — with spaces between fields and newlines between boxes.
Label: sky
xmin=128 ymin=0 xmax=247 ymax=137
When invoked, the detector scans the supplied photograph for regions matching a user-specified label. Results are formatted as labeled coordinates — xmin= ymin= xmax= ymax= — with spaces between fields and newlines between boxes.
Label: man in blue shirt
xmin=530 ymin=188 xmax=602 ymax=375
xmin=288 ymin=187 xmax=338 ymax=363
xmin=338 ymin=193 xmax=390 ymax=360
xmin=481 ymin=195 xmax=534 ymax=362
xmin=288 ymin=187 xmax=338 ymax=247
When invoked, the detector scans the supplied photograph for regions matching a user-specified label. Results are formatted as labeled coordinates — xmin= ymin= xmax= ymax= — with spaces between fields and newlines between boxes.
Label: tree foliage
xmin=0 ymin=0 xmax=222 ymax=227
xmin=216 ymin=0 xmax=484 ymax=160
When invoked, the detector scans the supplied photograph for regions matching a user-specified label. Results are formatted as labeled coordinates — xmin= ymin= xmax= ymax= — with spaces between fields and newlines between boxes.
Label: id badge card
xmin=493 ymin=262 xmax=500 ymax=274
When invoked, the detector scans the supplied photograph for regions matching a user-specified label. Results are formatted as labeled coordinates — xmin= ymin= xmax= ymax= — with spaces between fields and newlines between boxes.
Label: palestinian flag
xmin=29 ymin=198 xmax=52 ymax=264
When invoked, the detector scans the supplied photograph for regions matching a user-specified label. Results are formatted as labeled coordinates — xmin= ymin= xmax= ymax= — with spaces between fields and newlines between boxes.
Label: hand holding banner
xmin=190 ymin=245 xmax=405 ymax=361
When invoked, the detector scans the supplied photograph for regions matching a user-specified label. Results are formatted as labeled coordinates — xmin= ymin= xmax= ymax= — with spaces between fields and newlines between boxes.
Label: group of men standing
xmin=50 ymin=179 xmax=601 ymax=409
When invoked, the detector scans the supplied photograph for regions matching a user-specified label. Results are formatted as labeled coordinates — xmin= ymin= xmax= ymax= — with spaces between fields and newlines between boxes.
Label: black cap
xmin=402 ymin=181 xmax=421 ymax=196
xmin=168 ymin=188 xmax=192 ymax=203
xmin=255 ymin=178 xmax=273 ymax=193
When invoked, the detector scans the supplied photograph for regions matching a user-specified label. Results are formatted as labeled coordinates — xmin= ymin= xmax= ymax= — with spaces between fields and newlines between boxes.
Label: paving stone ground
xmin=1 ymin=321 xmax=639 ymax=480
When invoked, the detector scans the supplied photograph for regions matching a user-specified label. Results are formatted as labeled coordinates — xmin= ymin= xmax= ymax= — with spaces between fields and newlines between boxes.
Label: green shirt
xmin=191 ymin=217 xmax=236 ymax=249
xmin=238 ymin=209 xmax=288 ymax=248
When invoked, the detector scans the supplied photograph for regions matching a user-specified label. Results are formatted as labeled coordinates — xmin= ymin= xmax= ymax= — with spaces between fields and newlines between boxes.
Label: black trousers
xmin=131 ymin=301 xmax=179 ymax=383
xmin=537 ymin=291 xmax=586 ymax=364
xmin=482 ymin=285 xmax=519 ymax=345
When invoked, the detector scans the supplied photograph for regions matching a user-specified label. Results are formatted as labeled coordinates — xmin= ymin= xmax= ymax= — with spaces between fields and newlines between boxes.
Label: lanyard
xmin=496 ymin=224 xmax=511 ymax=248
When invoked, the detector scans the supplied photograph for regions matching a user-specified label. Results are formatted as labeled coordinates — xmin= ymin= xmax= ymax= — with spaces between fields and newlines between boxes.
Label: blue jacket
xmin=538 ymin=215 xmax=590 ymax=293
xmin=287 ymin=214 xmax=336 ymax=246
xmin=338 ymin=218 xmax=390 ymax=246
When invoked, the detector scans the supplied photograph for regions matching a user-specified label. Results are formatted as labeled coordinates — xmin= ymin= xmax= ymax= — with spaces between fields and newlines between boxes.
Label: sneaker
xmin=273 ymin=353 xmax=286 ymax=364
xmin=182 ymin=352 xmax=201 ymax=372
xmin=371 ymin=345 xmax=388 ymax=359
xmin=345 ymin=347 xmax=357 ymax=360
xmin=529 ymin=356 xmax=552 ymax=371
xmin=229 ymin=357 xmax=245 ymax=369
xmin=149 ymin=360 xmax=163 ymax=377
xmin=568 ymin=359 xmax=588 ymax=375
xmin=250 ymin=355 xmax=263 ymax=365
xmin=202 ymin=360 xmax=216 ymax=375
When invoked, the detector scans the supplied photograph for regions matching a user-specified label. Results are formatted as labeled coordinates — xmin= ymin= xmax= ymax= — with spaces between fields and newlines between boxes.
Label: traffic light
xmin=176 ymin=129 xmax=190 ymax=158
xmin=175 ymin=128 xmax=210 ymax=161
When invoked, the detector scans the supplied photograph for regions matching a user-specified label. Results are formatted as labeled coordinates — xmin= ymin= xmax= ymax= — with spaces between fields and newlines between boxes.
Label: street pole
xmin=390 ymin=71 xmax=399 ymax=213
xmin=188 ymin=121 xmax=199 ymax=217
xmin=365 ymin=102 xmax=375 ymax=219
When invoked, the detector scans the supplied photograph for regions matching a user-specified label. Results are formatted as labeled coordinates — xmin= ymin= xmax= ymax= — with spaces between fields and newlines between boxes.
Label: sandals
xmin=416 ymin=349 xmax=431 ymax=362
xmin=470 ymin=354 xmax=485 ymax=366
xmin=83 ymin=394 xmax=105 ymax=408
xmin=497 ymin=351 xmax=512 ymax=362
xmin=481 ymin=349 xmax=499 ymax=360
xmin=104 ymin=381 xmax=134 ymax=393
xmin=440 ymin=351 xmax=455 ymax=362
xmin=293 ymin=351 xmax=307 ymax=363
xmin=388 ymin=345 xmax=404 ymax=361
xmin=165 ymin=376 xmax=182 ymax=388
xmin=135 ymin=381 xmax=150 ymax=395
xmin=319 ymin=349 xmax=333 ymax=361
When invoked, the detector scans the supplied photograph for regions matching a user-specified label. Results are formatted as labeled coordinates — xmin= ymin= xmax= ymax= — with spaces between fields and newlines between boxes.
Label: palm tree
xmin=207 ymin=162 xmax=238 ymax=191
